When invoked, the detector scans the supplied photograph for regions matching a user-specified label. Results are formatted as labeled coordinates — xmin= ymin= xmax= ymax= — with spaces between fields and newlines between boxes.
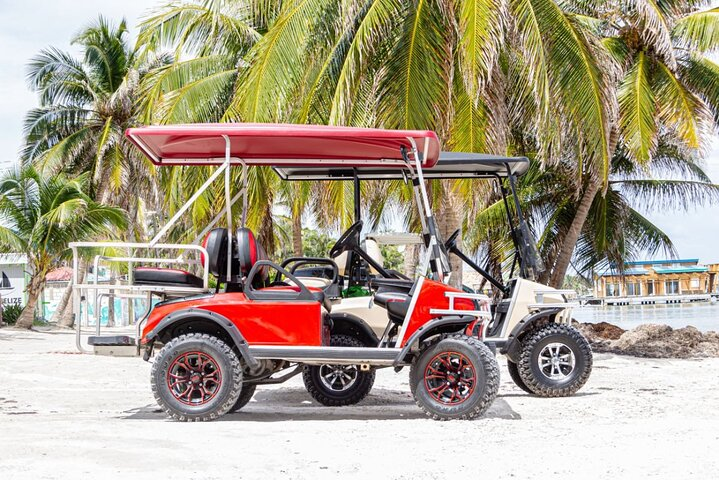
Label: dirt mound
xmin=575 ymin=322 xmax=719 ymax=358
xmin=579 ymin=321 xmax=626 ymax=340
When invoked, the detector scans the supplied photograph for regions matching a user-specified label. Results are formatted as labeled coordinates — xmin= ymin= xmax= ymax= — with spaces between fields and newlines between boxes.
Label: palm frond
xmin=678 ymin=55 xmax=719 ymax=125
xmin=618 ymin=51 xmax=656 ymax=163
xmin=653 ymin=60 xmax=710 ymax=149
xmin=611 ymin=178 xmax=719 ymax=210
xmin=226 ymin=0 xmax=335 ymax=122
xmin=672 ymin=7 xmax=719 ymax=53
xmin=456 ymin=0 xmax=505 ymax=104
xmin=138 ymin=1 xmax=260 ymax=57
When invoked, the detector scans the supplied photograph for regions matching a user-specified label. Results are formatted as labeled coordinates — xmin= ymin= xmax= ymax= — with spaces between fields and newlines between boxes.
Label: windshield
xmin=516 ymin=220 xmax=545 ymax=281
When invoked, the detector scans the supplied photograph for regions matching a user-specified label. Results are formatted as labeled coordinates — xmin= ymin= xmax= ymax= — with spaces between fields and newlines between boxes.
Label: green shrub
xmin=1 ymin=304 xmax=23 ymax=325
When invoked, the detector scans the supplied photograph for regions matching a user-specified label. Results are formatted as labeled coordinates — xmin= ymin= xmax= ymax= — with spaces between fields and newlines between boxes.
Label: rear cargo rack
xmin=69 ymin=241 xmax=210 ymax=354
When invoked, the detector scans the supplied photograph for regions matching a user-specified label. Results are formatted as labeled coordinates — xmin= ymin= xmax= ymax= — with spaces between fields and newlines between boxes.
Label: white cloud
xmin=0 ymin=0 xmax=152 ymax=168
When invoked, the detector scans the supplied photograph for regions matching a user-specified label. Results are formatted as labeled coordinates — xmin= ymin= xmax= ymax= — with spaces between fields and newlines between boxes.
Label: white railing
xmin=70 ymin=241 xmax=210 ymax=353
xmin=531 ymin=289 xmax=576 ymax=324
xmin=429 ymin=291 xmax=493 ymax=339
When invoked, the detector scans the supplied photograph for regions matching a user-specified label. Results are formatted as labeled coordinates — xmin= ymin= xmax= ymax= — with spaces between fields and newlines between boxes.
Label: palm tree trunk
xmin=292 ymin=210 xmax=303 ymax=256
xmin=51 ymin=281 xmax=73 ymax=324
xmin=437 ymin=186 xmax=463 ymax=289
xmin=403 ymin=244 xmax=419 ymax=278
xmin=549 ymin=181 xmax=600 ymax=288
xmin=16 ymin=277 xmax=43 ymax=329
xmin=58 ymin=260 xmax=87 ymax=328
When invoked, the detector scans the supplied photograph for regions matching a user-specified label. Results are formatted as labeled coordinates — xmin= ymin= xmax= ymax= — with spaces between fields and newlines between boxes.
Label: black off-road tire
xmin=151 ymin=333 xmax=243 ymax=422
xmin=413 ymin=334 xmax=499 ymax=421
xmin=409 ymin=362 xmax=419 ymax=398
xmin=517 ymin=324 xmax=592 ymax=397
xmin=303 ymin=334 xmax=375 ymax=406
xmin=506 ymin=360 xmax=534 ymax=394
xmin=408 ymin=337 xmax=441 ymax=397
xmin=229 ymin=384 xmax=257 ymax=413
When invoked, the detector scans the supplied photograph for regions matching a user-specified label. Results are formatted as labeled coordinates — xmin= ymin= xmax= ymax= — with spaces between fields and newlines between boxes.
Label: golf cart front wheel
xmin=517 ymin=324 xmax=592 ymax=397
xmin=413 ymin=334 xmax=499 ymax=421
xmin=303 ymin=334 xmax=375 ymax=406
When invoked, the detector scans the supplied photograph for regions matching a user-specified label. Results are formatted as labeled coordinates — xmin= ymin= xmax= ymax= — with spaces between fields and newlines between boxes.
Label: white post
xmin=222 ymin=135 xmax=233 ymax=283
xmin=241 ymin=160 xmax=248 ymax=227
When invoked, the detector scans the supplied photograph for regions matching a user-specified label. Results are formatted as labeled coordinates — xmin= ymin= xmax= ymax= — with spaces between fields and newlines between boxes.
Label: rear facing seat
xmin=132 ymin=228 xmax=231 ymax=290
xmin=134 ymin=267 xmax=204 ymax=288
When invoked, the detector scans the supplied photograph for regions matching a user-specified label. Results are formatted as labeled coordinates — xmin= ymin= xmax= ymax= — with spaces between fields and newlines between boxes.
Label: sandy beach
xmin=1 ymin=328 xmax=718 ymax=480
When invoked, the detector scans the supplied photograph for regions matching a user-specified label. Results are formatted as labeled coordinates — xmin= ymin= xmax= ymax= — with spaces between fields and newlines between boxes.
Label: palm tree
xmin=137 ymin=0 xmax=719 ymax=288
xmin=463 ymin=134 xmax=719 ymax=288
xmin=23 ymin=16 xmax=167 ymax=241
xmin=0 ymin=167 xmax=126 ymax=329
xmin=543 ymin=0 xmax=719 ymax=286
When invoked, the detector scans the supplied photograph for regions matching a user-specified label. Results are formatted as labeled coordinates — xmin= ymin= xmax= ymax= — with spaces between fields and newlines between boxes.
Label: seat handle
xmin=245 ymin=260 xmax=315 ymax=301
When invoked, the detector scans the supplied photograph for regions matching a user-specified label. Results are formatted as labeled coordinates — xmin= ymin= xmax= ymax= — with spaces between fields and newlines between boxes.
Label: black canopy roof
xmin=273 ymin=151 xmax=530 ymax=181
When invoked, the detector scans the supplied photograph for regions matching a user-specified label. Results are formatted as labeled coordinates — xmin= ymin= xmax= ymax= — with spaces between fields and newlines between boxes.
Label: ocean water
xmin=572 ymin=301 xmax=719 ymax=333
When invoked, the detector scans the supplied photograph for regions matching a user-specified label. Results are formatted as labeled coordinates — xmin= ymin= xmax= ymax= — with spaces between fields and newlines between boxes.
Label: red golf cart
xmin=71 ymin=124 xmax=501 ymax=421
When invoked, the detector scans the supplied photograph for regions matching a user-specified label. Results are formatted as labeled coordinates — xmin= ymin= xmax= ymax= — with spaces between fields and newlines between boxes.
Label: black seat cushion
xmin=134 ymin=267 xmax=204 ymax=288
xmin=374 ymin=292 xmax=411 ymax=323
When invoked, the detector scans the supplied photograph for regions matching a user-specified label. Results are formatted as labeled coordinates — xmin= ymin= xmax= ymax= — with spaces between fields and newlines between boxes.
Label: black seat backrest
xmin=202 ymin=228 xmax=238 ymax=279
xmin=236 ymin=227 xmax=269 ymax=287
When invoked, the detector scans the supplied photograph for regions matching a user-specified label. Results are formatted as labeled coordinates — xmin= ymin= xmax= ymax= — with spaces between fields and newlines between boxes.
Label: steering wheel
xmin=329 ymin=220 xmax=363 ymax=258
xmin=445 ymin=228 xmax=461 ymax=250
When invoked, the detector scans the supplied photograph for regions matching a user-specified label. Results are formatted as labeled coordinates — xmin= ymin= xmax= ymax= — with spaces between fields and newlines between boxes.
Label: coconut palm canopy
xmin=131 ymin=0 xmax=719 ymax=286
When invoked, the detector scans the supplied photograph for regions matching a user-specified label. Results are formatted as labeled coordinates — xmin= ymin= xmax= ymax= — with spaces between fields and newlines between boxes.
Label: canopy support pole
xmin=191 ymin=188 xmax=245 ymax=246
xmin=223 ymin=135 xmax=232 ymax=283
xmin=406 ymin=137 xmax=447 ymax=281
xmin=149 ymin=160 xmax=229 ymax=247
xmin=353 ymin=170 xmax=361 ymax=223
xmin=241 ymin=158 xmax=248 ymax=228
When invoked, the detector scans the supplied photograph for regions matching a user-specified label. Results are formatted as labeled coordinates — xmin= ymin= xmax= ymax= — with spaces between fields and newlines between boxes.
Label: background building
xmin=594 ymin=259 xmax=716 ymax=299
xmin=0 ymin=254 xmax=27 ymax=308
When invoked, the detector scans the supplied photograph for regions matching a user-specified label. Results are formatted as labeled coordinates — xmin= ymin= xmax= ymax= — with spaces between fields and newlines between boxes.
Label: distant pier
xmin=582 ymin=293 xmax=717 ymax=306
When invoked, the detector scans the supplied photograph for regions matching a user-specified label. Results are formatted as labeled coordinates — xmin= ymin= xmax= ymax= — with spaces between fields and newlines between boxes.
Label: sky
xmin=1 ymin=0 xmax=718 ymax=264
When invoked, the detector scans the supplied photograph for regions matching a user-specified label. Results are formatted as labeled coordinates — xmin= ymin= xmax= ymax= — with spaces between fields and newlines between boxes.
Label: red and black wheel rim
xmin=424 ymin=352 xmax=476 ymax=405
xmin=166 ymin=351 xmax=222 ymax=406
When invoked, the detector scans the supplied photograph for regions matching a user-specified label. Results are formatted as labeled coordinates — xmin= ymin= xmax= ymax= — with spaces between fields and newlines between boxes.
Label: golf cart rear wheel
xmin=413 ymin=334 xmax=499 ymax=421
xmin=151 ymin=333 xmax=243 ymax=422
xmin=506 ymin=360 xmax=534 ymax=394
xmin=303 ymin=334 xmax=375 ymax=406
xmin=229 ymin=384 xmax=257 ymax=413
xmin=517 ymin=324 xmax=592 ymax=397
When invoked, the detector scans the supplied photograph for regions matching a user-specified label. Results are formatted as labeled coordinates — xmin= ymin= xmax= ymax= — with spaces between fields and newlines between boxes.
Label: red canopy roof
xmin=125 ymin=123 xmax=440 ymax=167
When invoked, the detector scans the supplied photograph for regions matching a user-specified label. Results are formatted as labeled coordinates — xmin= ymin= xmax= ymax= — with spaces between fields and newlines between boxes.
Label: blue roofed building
xmin=594 ymin=259 xmax=718 ymax=300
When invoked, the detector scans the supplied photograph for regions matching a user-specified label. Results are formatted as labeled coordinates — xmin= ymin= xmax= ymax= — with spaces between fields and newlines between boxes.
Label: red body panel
xmin=142 ymin=292 xmax=323 ymax=346
xmin=400 ymin=279 xmax=476 ymax=348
